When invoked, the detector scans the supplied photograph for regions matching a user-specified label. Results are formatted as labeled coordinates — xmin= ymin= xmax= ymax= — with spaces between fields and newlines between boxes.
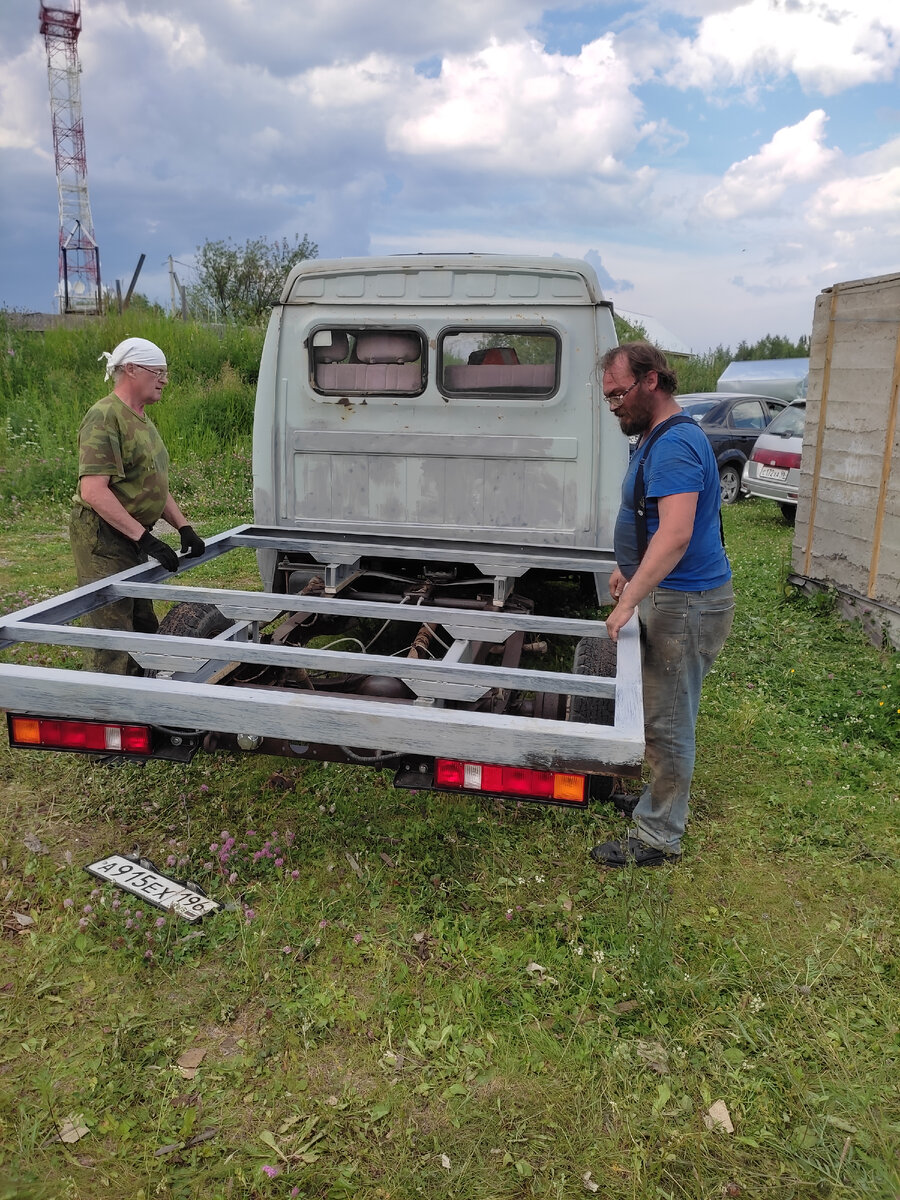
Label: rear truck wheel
xmin=567 ymin=636 xmax=616 ymax=804
xmin=156 ymin=601 xmax=231 ymax=640
xmin=151 ymin=602 xmax=232 ymax=682
xmin=719 ymin=463 xmax=743 ymax=505
xmin=146 ymin=603 xmax=232 ymax=755
xmin=779 ymin=502 xmax=797 ymax=525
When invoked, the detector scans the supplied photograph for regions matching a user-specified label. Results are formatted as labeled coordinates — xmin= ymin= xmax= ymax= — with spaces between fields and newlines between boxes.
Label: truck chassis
xmin=1 ymin=525 xmax=643 ymax=806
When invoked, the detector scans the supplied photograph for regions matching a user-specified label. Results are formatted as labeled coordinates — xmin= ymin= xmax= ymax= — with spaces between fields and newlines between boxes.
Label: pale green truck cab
xmin=2 ymin=255 xmax=644 ymax=808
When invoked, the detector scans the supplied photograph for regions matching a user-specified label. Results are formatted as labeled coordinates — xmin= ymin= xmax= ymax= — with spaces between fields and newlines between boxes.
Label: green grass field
xmin=0 ymin=318 xmax=898 ymax=1199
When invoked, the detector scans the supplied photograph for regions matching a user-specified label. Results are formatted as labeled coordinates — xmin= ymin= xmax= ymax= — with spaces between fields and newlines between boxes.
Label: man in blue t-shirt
xmin=591 ymin=342 xmax=735 ymax=867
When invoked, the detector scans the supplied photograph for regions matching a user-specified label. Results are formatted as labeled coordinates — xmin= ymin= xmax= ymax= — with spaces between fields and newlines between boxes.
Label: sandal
xmin=590 ymin=836 xmax=681 ymax=868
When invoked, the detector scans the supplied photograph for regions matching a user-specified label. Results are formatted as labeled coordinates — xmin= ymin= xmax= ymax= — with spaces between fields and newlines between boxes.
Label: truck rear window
xmin=311 ymin=328 xmax=425 ymax=396
xmin=440 ymin=330 xmax=559 ymax=399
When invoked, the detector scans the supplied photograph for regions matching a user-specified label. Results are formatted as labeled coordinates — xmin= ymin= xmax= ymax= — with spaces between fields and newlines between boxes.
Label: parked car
xmin=675 ymin=392 xmax=788 ymax=504
xmin=742 ymin=399 xmax=806 ymax=524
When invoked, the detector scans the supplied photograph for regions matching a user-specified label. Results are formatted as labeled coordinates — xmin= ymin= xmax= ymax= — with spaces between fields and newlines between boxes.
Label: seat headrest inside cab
xmin=355 ymin=332 xmax=420 ymax=364
xmin=313 ymin=332 xmax=350 ymax=363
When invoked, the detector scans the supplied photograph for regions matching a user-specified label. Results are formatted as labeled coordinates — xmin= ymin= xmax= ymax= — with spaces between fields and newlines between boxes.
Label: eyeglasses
xmin=603 ymin=379 xmax=638 ymax=407
xmin=133 ymin=363 xmax=169 ymax=381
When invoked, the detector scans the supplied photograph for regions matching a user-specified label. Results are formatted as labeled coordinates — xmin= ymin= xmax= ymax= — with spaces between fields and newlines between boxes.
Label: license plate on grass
xmin=85 ymin=855 xmax=220 ymax=922
xmin=757 ymin=466 xmax=788 ymax=481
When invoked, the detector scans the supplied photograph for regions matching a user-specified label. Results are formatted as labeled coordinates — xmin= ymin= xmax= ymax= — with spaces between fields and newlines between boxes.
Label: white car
xmin=742 ymin=400 xmax=806 ymax=523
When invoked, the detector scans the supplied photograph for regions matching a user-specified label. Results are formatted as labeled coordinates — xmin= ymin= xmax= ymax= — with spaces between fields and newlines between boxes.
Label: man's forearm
xmin=619 ymin=532 xmax=691 ymax=608
xmin=161 ymin=494 xmax=190 ymax=531
xmin=80 ymin=481 xmax=145 ymax=542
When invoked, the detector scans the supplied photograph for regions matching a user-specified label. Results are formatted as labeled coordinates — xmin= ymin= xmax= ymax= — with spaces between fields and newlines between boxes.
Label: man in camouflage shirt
xmin=70 ymin=337 xmax=205 ymax=674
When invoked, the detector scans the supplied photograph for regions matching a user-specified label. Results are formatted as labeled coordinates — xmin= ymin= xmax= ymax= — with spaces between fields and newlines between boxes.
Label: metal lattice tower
xmin=40 ymin=1 xmax=101 ymax=314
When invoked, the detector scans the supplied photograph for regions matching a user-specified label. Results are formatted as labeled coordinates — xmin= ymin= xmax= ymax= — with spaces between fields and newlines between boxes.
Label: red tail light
xmin=8 ymin=715 xmax=151 ymax=754
xmin=751 ymin=447 xmax=801 ymax=469
xmin=435 ymin=758 xmax=587 ymax=804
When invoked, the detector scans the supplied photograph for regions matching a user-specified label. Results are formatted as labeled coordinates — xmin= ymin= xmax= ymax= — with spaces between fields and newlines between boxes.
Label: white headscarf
xmin=98 ymin=337 xmax=167 ymax=381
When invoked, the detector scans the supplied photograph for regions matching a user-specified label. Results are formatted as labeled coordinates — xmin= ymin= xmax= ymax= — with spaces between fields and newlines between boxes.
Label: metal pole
xmin=123 ymin=253 xmax=145 ymax=309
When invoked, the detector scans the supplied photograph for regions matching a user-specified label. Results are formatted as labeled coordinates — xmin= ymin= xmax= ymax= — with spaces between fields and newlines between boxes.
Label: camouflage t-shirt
xmin=72 ymin=393 xmax=170 ymax=528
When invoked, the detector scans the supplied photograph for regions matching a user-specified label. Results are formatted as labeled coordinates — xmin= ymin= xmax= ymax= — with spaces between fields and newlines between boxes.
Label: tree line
xmin=117 ymin=237 xmax=809 ymax=390
xmin=615 ymin=315 xmax=810 ymax=393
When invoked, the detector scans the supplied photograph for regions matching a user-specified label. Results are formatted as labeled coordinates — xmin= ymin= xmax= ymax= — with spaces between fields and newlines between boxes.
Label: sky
xmin=1 ymin=0 xmax=899 ymax=352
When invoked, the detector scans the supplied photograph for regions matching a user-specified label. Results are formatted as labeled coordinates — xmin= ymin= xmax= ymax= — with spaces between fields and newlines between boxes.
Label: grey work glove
xmin=178 ymin=524 xmax=206 ymax=558
xmin=137 ymin=530 xmax=179 ymax=572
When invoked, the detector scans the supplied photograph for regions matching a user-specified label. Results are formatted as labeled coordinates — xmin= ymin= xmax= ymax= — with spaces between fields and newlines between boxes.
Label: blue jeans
xmin=631 ymin=581 xmax=734 ymax=855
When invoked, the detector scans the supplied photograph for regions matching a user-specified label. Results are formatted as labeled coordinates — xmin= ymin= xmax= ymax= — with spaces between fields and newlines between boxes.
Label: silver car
xmin=742 ymin=400 xmax=806 ymax=523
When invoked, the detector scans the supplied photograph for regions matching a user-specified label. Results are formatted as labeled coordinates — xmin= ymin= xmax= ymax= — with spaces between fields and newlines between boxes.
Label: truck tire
xmin=156 ymin=602 xmax=230 ymax=640
xmin=567 ymin=637 xmax=616 ymax=803
xmin=146 ymin=604 xmax=231 ymax=727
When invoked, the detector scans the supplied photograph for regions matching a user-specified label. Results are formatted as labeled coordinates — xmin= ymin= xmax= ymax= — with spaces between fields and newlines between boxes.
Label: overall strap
xmin=634 ymin=413 xmax=701 ymax=561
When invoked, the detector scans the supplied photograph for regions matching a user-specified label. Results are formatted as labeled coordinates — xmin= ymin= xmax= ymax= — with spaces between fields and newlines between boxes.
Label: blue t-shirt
xmin=614 ymin=421 xmax=732 ymax=591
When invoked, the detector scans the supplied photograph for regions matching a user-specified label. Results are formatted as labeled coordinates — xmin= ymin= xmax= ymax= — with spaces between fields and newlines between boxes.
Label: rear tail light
xmin=8 ymin=715 xmax=151 ymax=755
xmin=751 ymin=447 xmax=801 ymax=469
xmin=435 ymin=758 xmax=587 ymax=804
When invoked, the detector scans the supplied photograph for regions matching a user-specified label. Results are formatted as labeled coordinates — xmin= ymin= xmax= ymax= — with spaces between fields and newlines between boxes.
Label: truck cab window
xmin=311 ymin=328 xmax=425 ymax=396
xmin=440 ymin=330 xmax=559 ymax=398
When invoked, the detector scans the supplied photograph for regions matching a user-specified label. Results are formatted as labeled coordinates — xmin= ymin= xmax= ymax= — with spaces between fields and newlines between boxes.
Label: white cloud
xmin=388 ymin=37 xmax=652 ymax=177
xmin=807 ymin=136 xmax=900 ymax=233
xmin=4 ymin=0 xmax=900 ymax=349
xmin=700 ymin=110 xmax=838 ymax=218
xmin=667 ymin=0 xmax=900 ymax=96
xmin=305 ymin=53 xmax=413 ymax=113
xmin=0 ymin=41 xmax=52 ymax=155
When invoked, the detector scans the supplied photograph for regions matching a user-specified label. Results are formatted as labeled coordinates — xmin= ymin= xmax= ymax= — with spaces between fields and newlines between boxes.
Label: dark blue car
xmin=676 ymin=392 xmax=789 ymax=504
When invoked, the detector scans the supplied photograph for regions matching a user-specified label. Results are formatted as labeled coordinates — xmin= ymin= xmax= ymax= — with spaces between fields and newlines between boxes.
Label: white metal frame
xmin=0 ymin=525 xmax=644 ymax=775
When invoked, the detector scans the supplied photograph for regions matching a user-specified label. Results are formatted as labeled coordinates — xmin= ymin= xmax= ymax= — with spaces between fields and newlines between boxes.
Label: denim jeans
xmin=631 ymin=581 xmax=735 ymax=855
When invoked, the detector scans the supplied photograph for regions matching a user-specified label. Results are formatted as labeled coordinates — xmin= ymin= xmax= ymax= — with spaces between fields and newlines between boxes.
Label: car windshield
xmin=765 ymin=402 xmax=806 ymax=438
xmin=678 ymin=398 xmax=719 ymax=420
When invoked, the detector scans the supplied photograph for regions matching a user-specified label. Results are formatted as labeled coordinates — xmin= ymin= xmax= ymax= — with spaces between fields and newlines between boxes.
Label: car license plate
xmin=757 ymin=466 xmax=788 ymax=481
xmin=85 ymin=854 xmax=220 ymax=921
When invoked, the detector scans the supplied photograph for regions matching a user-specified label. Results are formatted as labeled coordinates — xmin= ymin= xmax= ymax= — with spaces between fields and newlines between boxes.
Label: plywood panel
xmin=794 ymin=274 xmax=900 ymax=610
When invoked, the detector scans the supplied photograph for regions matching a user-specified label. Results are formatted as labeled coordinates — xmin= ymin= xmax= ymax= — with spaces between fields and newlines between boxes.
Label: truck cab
xmin=254 ymin=255 xmax=625 ymax=595
xmin=2 ymin=255 xmax=644 ymax=807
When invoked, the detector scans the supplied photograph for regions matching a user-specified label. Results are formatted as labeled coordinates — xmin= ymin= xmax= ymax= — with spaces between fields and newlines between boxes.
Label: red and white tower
xmin=39 ymin=1 xmax=101 ymax=314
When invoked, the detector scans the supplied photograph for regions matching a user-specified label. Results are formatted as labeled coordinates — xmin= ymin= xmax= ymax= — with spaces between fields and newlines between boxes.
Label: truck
xmin=1 ymin=254 xmax=644 ymax=810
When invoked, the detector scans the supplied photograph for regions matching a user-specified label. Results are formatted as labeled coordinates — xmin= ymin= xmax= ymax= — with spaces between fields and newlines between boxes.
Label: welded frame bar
xmin=3 ymin=621 xmax=620 ymax=700
xmin=1 ymin=663 xmax=644 ymax=775
xmin=0 ymin=523 xmax=644 ymax=770
xmin=230 ymin=524 xmax=619 ymax=575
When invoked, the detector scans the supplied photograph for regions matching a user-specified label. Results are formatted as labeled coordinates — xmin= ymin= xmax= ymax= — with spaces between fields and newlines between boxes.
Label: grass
xmin=1 ymin=497 xmax=897 ymax=1200
xmin=0 ymin=317 xmax=898 ymax=1198
xmin=0 ymin=313 xmax=263 ymax=509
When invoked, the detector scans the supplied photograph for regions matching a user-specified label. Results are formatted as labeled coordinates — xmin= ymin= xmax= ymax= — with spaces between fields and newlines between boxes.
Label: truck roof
xmin=278 ymin=253 xmax=607 ymax=307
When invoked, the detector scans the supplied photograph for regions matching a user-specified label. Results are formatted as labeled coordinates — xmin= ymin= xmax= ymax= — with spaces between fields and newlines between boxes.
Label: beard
xmin=615 ymin=391 xmax=655 ymax=437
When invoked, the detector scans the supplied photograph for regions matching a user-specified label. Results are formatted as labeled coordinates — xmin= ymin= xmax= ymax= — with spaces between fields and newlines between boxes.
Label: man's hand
xmin=137 ymin=531 xmax=179 ymax=572
xmin=605 ymin=568 xmax=633 ymax=641
xmin=608 ymin=567 xmax=628 ymax=602
xmin=178 ymin=525 xmax=206 ymax=558
xmin=606 ymin=596 xmax=637 ymax=642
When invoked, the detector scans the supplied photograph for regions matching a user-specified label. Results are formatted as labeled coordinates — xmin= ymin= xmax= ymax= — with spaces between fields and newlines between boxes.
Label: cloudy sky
xmin=1 ymin=0 xmax=898 ymax=351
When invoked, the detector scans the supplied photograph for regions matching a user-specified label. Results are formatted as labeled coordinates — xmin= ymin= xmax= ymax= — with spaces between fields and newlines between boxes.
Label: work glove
xmin=178 ymin=524 xmax=206 ymax=558
xmin=137 ymin=530 xmax=179 ymax=573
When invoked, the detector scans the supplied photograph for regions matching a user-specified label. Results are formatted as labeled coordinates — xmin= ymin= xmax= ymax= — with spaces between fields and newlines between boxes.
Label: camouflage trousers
xmin=69 ymin=506 xmax=158 ymax=675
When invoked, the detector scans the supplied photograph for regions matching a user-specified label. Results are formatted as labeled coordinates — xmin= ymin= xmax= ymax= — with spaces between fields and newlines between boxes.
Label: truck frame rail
xmin=0 ymin=525 xmax=643 ymax=782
